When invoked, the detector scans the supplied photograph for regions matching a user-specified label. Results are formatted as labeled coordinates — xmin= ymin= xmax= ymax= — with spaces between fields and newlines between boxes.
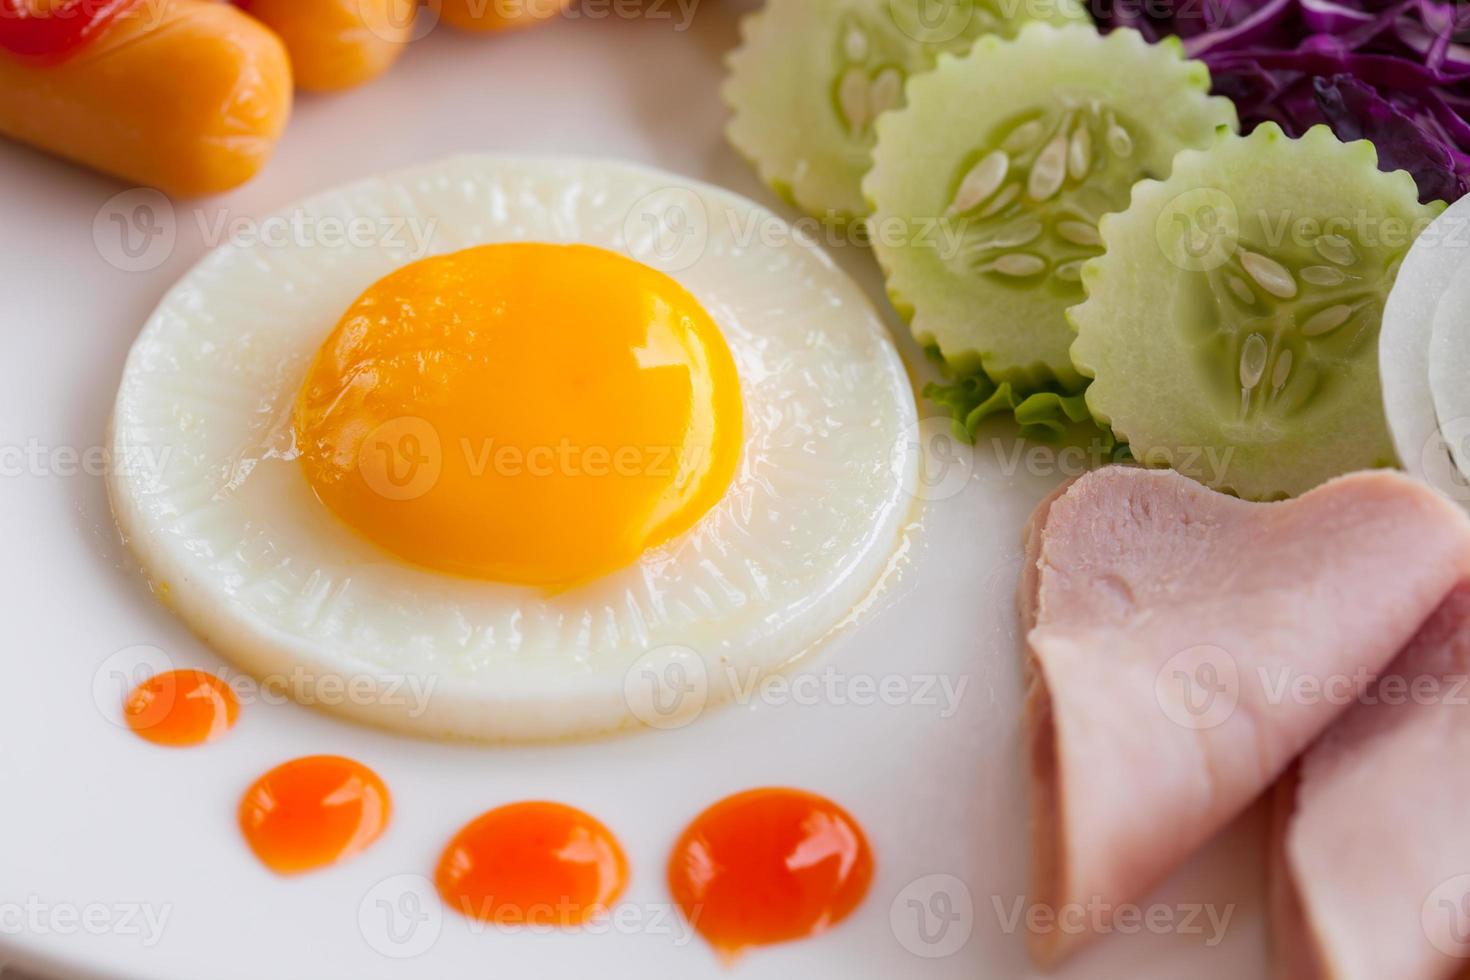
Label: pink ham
xmin=1271 ymin=584 xmax=1470 ymax=980
xmin=1020 ymin=466 xmax=1470 ymax=965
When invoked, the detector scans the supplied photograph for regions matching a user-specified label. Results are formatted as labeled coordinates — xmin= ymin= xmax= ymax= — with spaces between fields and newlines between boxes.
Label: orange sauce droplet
xmin=435 ymin=802 xmax=628 ymax=927
xmin=667 ymin=787 xmax=874 ymax=956
xmin=124 ymin=669 xmax=238 ymax=746
xmin=238 ymin=756 xmax=391 ymax=874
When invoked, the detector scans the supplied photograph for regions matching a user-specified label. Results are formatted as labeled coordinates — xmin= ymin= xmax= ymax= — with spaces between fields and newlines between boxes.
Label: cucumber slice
xmin=865 ymin=25 xmax=1236 ymax=391
xmin=724 ymin=0 xmax=1088 ymax=223
xmin=1070 ymin=123 xmax=1445 ymax=500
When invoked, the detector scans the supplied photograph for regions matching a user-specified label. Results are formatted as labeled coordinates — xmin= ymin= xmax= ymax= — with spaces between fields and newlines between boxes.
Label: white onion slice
xmin=1429 ymin=274 xmax=1470 ymax=493
xmin=1380 ymin=195 xmax=1470 ymax=508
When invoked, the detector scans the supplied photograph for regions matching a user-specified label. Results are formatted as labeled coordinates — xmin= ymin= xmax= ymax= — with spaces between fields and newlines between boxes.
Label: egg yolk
xmin=238 ymin=755 xmax=390 ymax=874
xmin=667 ymin=788 xmax=874 ymax=956
xmin=435 ymin=801 xmax=628 ymax=927
xmin=294 ymin=243 xmax=742 ymax=588
xmin=123 ymin=669 xmax=239 ymax=747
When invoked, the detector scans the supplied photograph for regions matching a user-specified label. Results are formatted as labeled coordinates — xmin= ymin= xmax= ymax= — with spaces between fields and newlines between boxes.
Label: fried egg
xmin=109 ymin=156 xmax=916 ymax=740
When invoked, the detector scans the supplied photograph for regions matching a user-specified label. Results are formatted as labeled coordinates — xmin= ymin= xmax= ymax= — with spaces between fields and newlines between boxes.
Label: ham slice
xmin=1020 ymin=466 xmax=1470 ymax=965
xmin=1271 ymin=584 xmax=1470 ymax=980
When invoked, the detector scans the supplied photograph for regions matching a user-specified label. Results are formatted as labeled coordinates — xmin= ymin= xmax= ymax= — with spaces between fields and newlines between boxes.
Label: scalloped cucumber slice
xmin=724 ymin=0 xmax=1088 ymax=223
xmin=866 ymin=25 xmax=1236 ymax=391
xmin=1070 ymin=123 xmax=1445 ymax=500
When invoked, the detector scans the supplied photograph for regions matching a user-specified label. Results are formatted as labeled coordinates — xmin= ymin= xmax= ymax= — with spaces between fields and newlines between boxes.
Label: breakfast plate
xmin=0 ymin=3 xmax=1311 ymax=978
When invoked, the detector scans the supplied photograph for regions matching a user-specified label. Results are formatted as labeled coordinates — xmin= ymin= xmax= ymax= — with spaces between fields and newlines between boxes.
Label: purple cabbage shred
xmin=1095 ymin=0 xmax=1470 ymax=201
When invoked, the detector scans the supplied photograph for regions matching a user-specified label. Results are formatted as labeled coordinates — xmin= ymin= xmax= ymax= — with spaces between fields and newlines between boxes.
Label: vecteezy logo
xmin=1155 ymin=187 xmax=1240 ymax=273
xmin=890 ymin=874 xmax=974 ymax=958
xmin=623 ymin=645 xmax=710 ymax=730
xmin=1424 ymin=874 xmax=1470 ymax=958
xmin=1155 ymin=644 xmax=1240 ymax=730
xmin=897 ymin=417 xmax=974 ymax=503
xmin=1422 ymin=418 xmax=1470 ymax=504
xmin=888 ymin=0 xmax=975 ymax=44
xmin=621 ymin=186 xmax=709 ymax=274
xmin=93 ymin=188 xmax=176 ymax=273
xmin=91 ymin=644 xmax=176 ymax=728
xmin=358 ymin=416 xmax=443 ymax=501
xmin=359 ymin=874 xmax=443 ymax=959
xmin=360 ymin=0 xmax=437 ymax=43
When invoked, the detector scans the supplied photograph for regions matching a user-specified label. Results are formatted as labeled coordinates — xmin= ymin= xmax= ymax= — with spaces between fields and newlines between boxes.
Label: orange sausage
xmin=436 ymin=0 xmax=574 ymax=33
xmin=241 ymin=0 xmax=416 ymax=92
xmin=0 ymin=0 xmax=292 ymax=197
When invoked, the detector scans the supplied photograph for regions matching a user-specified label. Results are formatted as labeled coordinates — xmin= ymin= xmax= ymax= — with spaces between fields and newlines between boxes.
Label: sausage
xmin=238 ymin=0 xmax=416 ymax=92
xmin=0 ymin=0 xmax=292 ymax=196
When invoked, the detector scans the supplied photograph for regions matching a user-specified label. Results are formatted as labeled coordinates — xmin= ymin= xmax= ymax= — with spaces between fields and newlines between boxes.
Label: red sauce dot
xmin=667 ymin=787 xmax=874 ymax=956
xmin=238 ymin=755 xmax=390 ymax=874
xmin=0 ymin=0 xmax=140 ymax=63
xmin=435 ymin=801 xmax=628 ymax=927
xmin=124 ymin=669 xmax=238 ymax=747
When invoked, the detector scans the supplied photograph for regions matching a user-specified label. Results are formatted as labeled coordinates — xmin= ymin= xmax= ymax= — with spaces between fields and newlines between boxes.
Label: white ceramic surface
xmin=0 ymin=5 xmax=1266 ymax=978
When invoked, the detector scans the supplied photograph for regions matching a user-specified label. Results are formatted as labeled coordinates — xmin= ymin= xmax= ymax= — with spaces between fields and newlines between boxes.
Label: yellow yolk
xmin=294 ymin=243 xmax=742 ymax=588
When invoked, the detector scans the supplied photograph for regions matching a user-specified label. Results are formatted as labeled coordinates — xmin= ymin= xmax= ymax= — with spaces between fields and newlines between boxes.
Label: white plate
xmin=0 ymin=5 xmax=1265 ymax=978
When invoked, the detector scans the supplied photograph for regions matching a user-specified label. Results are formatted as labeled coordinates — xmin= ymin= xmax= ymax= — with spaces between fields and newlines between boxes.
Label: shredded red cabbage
xmin=1095 ymin=0 xmax=1470 ymax=201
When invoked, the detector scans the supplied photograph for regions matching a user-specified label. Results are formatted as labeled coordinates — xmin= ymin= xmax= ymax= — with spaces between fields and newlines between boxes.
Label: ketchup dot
xmin=667 ymin=787 xmax=874 ymax=956
xmin=435 ymin=801 xmax=628 ymax=927
xmin=124 ymin=669 xmax=238 ymax=747
xmin=238 ymin=755 xmax=390 ymax=874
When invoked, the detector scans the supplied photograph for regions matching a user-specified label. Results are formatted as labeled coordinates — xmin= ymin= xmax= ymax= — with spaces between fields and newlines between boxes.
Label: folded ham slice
xmin=1271 ymin=584 xmax=1470 ymax=980
xmin=1020 ymin=466 xmax=1470 ymax=965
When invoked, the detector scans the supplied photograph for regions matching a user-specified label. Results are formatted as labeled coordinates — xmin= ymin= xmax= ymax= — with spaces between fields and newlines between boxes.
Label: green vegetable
xmin=925 ymin=370 xmax=1122 ymax=450
xmin=865 ymin=24 xmax=1237 ymax=396
xmin=724 ymin=0 xmax=1088 ymax=223
xmin=1070 ymin=123 xmax=1443 ymax=499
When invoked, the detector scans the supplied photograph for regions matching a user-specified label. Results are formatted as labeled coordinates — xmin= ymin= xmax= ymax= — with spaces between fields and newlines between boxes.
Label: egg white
xmin=109 ymin=155 xmax=917 ymax=741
